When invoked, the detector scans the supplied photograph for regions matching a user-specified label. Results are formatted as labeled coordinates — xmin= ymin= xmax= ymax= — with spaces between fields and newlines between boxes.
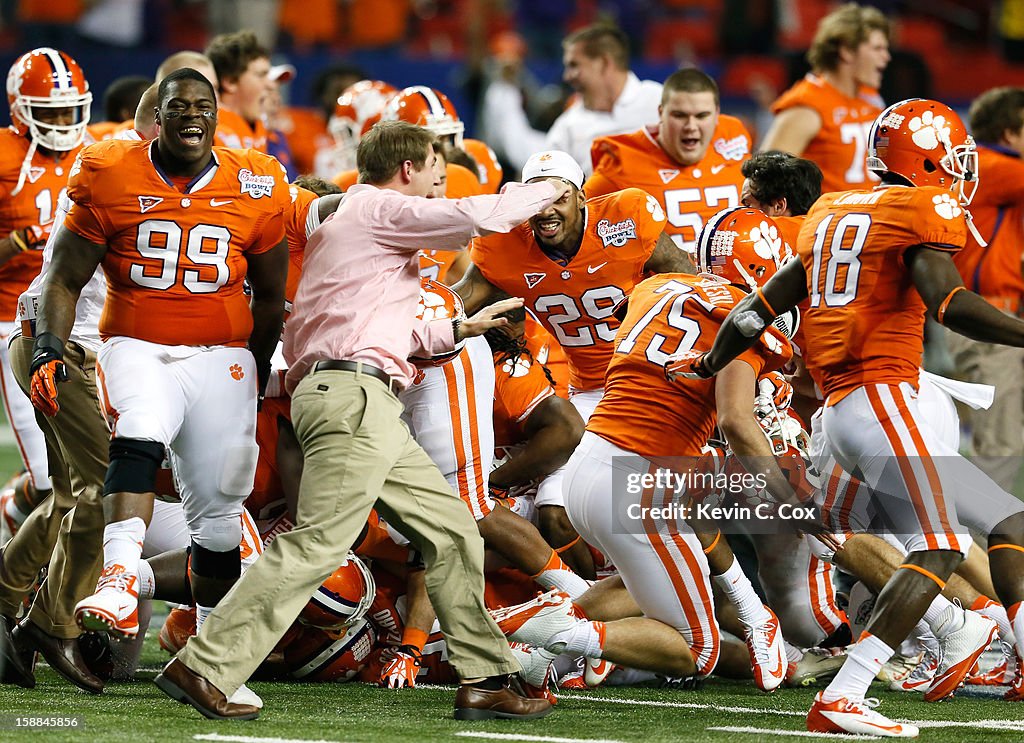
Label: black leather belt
xmin=313 ymin=359 xmax=400 ymax=393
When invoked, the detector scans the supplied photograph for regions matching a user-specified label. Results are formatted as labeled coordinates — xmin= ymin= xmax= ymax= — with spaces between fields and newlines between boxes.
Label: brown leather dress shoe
xmin=454 ymin=675 xmax=553 ymax=720
xmin=1 ymin=615 xmax=35 ymax=688
xmin=154 ymin=658 xmax=260 ymax=720
xmin=16 ymin=621 xmax=103 ymax=694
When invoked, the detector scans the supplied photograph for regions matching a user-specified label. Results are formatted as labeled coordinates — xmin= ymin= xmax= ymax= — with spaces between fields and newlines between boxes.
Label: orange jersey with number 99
xmin=797 ymin=186 xmax=967 ymax=403
xmin=470 ymin=188 xmax=665 ymax=391
xmin=588 ymin=273 xmax=791 ymax=459
xmin=63 ymin=139 xmax=291 ymax=347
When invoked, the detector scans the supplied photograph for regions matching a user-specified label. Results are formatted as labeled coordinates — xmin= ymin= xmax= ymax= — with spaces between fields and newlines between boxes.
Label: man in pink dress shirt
xmin=155 ymin=120 xmax=568 ymax=721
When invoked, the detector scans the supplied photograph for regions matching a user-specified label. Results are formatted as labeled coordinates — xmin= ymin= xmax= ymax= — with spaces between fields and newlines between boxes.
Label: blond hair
xmin=807 ymin=3 xmax=890 ymax=73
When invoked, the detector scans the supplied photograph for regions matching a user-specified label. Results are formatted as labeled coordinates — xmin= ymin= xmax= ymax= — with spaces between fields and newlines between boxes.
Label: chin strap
xmin=9 ymin=137 xmax=37 ymax=198
xmin=964 ymin=207 xmax=987 ymax=248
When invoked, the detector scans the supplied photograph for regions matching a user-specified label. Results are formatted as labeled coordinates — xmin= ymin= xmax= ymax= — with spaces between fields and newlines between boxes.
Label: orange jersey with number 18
xmin=588 ymin=273 xmax=791 ymax=460
xmin=797 ymin=186 xmax=967 ymax=404
xmin=470 ymin=188 xmax=665 ymax=391
xmin=63 ymin=139 xmax=291 ymax=347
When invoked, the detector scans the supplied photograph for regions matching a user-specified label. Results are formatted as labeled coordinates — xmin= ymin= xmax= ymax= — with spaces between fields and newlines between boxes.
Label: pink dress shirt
xmin=284 ymin=181 xmax=558 ymax=393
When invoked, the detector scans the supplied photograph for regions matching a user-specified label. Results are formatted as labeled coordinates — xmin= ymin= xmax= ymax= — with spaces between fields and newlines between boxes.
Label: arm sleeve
xmin=370 ymin=181 xmax=557 ymax=253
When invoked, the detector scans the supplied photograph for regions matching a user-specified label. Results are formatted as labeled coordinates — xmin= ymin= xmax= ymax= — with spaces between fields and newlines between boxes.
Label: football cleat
xmin=879 ymin=651 xmax=923 ymax=688
xmin=784 ymin=646 xmax=846 ymax=687
xmin=746 ymin=606 xmax=787 ymax=692
xmin=924 ymin=609 xmax=997 ymax=702
xmin=1004 ymin=650 xmax=1024 ymax=701
xmin=490 ymin=589 xmax=577 ymax=649
xmin=968 ymin=641 xmax=1016 ymax=686
xmin=74 ymin=564 xmax=140 ymax=639
xmin=807 ymin=692 xmax=918 ymax=737
xmin=158 ymin=606 xmax=197 ymax=654
xmin=558 ymin=669 xmax=587 ymax=689
xmin=583 ymin=656 xmax=615 ymax=687
xmin=891 ymin=649 xmax=938 ymax=693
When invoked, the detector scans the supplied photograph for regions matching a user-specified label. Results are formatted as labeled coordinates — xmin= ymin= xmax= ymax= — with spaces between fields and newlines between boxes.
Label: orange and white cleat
xmin=158 ymin=606 xmax=197 ymax=654
xmin=74 ymin=564 xmax=140 ymax=639
xmin=924 ymin=610 xmax=997 ymax=702
xmin=968 ymin=642 xmax=1016 ymax=686
xmin=807 ymin=692 xmax=919 ymax=737
xmin=746 ymin=606 xmax=787 ymax=692
xmin=490 ymin=589 xmax=576 ymax=648
xmin=584 ymin=656 xmax=615 ymax=687
xmin=891 ymin=648 xmax=938 ymax=692
xmin=1005 ymin=651 xmax=1024 ymax=701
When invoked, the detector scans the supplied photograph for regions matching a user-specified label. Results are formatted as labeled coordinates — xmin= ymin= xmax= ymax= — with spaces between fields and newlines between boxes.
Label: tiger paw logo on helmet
xmin=908 ymin=110 xmax=950 ymax=151
xmin=750 ymin=221 xmax=784 ymax=264
xmin=932 ymin=193 xmax=962 ymax=220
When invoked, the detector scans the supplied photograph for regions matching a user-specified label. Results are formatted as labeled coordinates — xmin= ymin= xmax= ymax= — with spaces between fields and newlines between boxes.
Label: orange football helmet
xmin=328 ymin=80 xmax=397 ymax=171
xmin=462 ymin=138 xmax=503 ymax=194
xmin=382 ymin=86 xmax=463 ymax=147
xmin=7 ymin=47 xmax=91 ymax=152
xmin=411 ymin=277 xmax=467 ymax=367
xmin=696 ymin=207 xmax=789 ymax=291
xmin=298 ymin=553 xmax=375 ymax=632
xmin=284 ymin=620 xmax=377 ymax=682
xmin=866 ymin=98 xmax=978 ymax=206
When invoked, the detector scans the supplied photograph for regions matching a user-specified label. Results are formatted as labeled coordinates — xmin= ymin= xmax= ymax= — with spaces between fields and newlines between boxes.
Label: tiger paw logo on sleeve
xmin=932 ymin=193 xmax=962 ymax=220
xmin=238 ymin=168 xmax=275 ymax=199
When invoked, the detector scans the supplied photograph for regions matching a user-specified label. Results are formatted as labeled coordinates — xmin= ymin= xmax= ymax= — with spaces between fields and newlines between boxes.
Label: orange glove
xmin=378 ymin=644 xmax=422 ymax=689
xmin=664 ymin=349 xmax=712 ymax=382
xmin=29 ymin=332 xmax=67 ymax=417
xmin=9 ymin=224 xmax=48 ymax=252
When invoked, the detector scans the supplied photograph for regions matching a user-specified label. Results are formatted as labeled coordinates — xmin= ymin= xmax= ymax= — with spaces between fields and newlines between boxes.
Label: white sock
xmin=548 ymin=620 xmax=605 ymax=657
xmin=822 ymin=633 xmax=894 ymax=703
xmin=713 ymin=556 xmax=770 ymax=628
xmin=100 ymin=517 xmax=147 ymax=584
xmin=926 ymin=598 xmax=966 ymax=639
xmin=785 ymin=640 xmax=803 ymax=665
xmin=136 ymin=559 xmax=156 ymax=600
xmin=975 ymin=600 xmax=1013 ymax=645
xmin=196 ymin=603 xmax=213 ymax=631
xmin=3 ymin=495 xmax=29 ymax=526
xmin=535 ymin=567 xmax=591 ymax=602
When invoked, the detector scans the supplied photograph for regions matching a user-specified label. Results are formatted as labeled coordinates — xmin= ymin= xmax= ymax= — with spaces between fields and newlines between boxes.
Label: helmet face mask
xmin=7 ymin=48 xmax=91 ymax=152
xmin=866 ymin=98 xmax=978 ymax=206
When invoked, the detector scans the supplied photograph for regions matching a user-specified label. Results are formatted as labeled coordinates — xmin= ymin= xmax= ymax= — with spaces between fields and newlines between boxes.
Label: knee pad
xmin=189 ymin=541 xmax=241 ymax=581
xmin=105 ymin=438 xmax=165 ymax=496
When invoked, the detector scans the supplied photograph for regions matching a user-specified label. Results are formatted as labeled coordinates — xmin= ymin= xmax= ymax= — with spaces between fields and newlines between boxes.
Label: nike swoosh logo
xmin=711 ymin=164 xmax=726 ymax=175
xmin=210 ymin=198 xmax=232 ymax=207
xmin=587 ymin=263 xmax=607 ymax=273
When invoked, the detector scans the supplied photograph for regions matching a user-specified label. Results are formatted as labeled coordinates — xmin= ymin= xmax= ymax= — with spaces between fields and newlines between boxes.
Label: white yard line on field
xmin=455 ymin=733 xmax=626 ymax=743
xmin=557 ymin=693 xmax=803 ymax=717
xmin=707 ymin=726 xmax=879 ymax=740
xmin=193 ymin=734 xmax=348 ymax=743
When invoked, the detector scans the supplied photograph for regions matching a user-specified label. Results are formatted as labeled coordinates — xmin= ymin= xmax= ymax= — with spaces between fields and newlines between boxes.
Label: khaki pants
xmin=180 ymin=367 xmax=518 ymax=694
xmin=946 ymin=329 xmax=1024 ymax=494
xmin=0 ymin=335 xmax=108 ymax=637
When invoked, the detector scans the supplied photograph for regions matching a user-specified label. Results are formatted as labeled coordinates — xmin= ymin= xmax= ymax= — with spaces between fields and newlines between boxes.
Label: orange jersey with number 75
xmin=587 ymin=274 xmax=791 ymax=460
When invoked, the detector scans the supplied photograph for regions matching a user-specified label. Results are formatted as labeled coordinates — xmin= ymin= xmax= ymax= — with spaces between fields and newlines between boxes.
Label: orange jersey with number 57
xmin=586 ymin=116 xmax=750 ymax=255
xmin=0 ymin=129 xmax=84 ymax=318
xmin=63 ymin=139 xmax=290 ymax=346
xmin=588 ymin=274 xmax=791 ymax=459
xmin=470 ymin=188 xmax=664 ymax=391
xmin=797 ymin=186 xmax=967 ymax=403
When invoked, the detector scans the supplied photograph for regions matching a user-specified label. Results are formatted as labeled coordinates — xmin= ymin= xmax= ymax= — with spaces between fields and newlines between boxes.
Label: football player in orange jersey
xmin=205 ymin=30 xmax=275 ymax=152
xmin=0 ymin=47 xmax=92 ymax=551
xmin=455 ymin=150 xmax=690 ymax=562
xmin=491 ymin=208 xmax=801 ymax=688
xmin=761 ymin=3 xmax=890 ymax=194
xmin=485 ymin=309 xmax=591 ymax=577
xmin=682 ymin=99 xmax=1024 ymax=734
xmin=587 ymin=69 xmax=751 ymax=256
xmin=29 ymin=70 xmax=289 ymax=701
